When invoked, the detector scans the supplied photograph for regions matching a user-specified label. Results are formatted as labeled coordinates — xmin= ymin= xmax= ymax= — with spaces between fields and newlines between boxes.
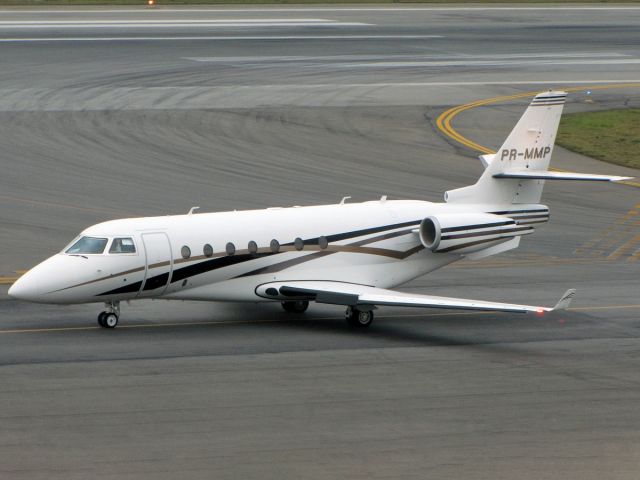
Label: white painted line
xmin=184 ymin=53 xmax=630 ymax=63
xmin=0 ymin=18 xmax=332 ymax=24
xmin=301 ymin=79 xmax=640 ymax=88
xmin=2 ymin=6 xmax=640 ymax=13
xmin=336 ymin=59 xmax=640 ymax=68
xmin=133 ymin=79 xmax=638 ymax=89
xmin=0 ymin=22 xmax=370 ymax=29
xmin=0 ymin=35 xmax=441 ymax=43
xmin=246 ymin=79 xmax=640 ymax=88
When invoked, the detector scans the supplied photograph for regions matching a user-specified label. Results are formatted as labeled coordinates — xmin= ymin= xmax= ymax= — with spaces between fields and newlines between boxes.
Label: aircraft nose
xmin=8 ymin=270 xmax=42 ymax=301
xmin=7 ymin=255 xmax=71 ymax=303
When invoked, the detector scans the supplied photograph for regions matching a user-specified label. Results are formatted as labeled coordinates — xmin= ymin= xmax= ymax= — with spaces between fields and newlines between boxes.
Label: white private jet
xmin=9 ymin=91 xmax=632 ymax=328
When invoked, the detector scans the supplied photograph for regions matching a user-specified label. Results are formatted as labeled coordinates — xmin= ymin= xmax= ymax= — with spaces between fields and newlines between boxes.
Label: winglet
xmin=551 ymin=289 xmax=576 ymax=311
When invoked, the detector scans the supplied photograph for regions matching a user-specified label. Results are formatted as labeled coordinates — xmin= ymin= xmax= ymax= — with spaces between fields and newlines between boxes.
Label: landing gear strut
xmin=281 ymin=300 xmax=309 ymax=313
xmin=345 ymin=306 xmax=374 ymax=328
xmin=98 ymin=301 xmax=120 ymax=329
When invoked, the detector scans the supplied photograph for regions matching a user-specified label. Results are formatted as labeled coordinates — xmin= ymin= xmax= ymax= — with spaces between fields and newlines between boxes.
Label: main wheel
xmin=103 ymin=313 xmax=119 ymax=329
xmin=345 ymin=307 xmax=374 ymax=328
xmin=97 ymin=312 xmax=107 ymax=328
xmin=281 ymin=300 xmax=309 ymax=313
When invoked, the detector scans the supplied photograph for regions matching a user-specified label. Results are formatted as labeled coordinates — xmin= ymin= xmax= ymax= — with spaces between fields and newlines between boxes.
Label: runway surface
xmin=0 ymin=5 xmax=639 ymax=479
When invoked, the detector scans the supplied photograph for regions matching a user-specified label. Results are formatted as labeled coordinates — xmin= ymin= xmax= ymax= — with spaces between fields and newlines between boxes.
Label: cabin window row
xmin=180 ymin=236 xmax=329 ymax=259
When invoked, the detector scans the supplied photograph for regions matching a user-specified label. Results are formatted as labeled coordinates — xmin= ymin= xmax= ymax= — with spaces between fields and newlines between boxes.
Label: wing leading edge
xmin=256 ymin=281 xmax=575 ymax=314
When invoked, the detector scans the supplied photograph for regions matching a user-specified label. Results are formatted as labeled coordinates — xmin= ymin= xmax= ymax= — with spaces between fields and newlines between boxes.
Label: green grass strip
xmin=557 ymin=109 xmax=640 ymax=170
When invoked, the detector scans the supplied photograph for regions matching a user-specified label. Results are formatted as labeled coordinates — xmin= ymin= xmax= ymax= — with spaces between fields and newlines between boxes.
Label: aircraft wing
xmin=256 ymin=281 xmax=575 ymax=314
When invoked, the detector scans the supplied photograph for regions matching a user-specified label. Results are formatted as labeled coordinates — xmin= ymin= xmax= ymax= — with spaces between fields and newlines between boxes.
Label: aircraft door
xmin=139 ymin=233 xmax=173 ymax=297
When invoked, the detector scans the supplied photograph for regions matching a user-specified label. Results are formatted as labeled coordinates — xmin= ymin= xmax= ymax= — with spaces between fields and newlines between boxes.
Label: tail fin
xmin=445 ymin=91 xmax=631 ymax=205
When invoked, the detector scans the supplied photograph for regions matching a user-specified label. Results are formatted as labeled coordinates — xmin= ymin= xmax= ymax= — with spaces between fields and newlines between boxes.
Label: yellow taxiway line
xmin=0 ymin=271 xmax=24 ymax=285
xmin=435 ymin=82 xmax=640 ymax=188
xmin=0 ymin=304 xmax=638 ymax=335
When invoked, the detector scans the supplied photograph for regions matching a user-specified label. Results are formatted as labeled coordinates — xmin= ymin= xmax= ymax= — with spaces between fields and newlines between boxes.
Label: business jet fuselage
xmin=8 ymin=91 xmax=631 ymax=328
xmin=9 ymin=199 xmax=548 ymax=305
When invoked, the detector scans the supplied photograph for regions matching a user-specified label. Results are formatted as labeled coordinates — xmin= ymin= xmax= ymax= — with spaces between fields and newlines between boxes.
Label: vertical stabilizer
xmin=445 ymin=91 xmax=566 ymax=205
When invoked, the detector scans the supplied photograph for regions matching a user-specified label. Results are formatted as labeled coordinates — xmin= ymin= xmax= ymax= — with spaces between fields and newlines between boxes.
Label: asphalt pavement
xmin=0 ymin=5 xmax=639 ymax=479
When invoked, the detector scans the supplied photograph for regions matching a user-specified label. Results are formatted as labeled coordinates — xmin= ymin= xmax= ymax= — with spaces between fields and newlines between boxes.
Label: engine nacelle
xmin=419 ymin=213 xmax=534 ymax=254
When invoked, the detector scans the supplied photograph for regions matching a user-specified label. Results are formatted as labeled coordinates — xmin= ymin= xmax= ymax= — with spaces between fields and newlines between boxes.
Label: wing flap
xmin=257 ymin=281 xmax=574 ymax=314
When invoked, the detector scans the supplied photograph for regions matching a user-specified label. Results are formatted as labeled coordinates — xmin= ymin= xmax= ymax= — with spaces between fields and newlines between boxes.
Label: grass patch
xmin=557 ymin=109 xmax=640 ymax=170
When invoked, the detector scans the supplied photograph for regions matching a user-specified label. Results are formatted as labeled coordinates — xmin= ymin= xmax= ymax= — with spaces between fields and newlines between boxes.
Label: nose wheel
xmin=345 ymin=307 xmax=374 ymax=328
xmin=98 ymin=301 xmax=120 ymax=329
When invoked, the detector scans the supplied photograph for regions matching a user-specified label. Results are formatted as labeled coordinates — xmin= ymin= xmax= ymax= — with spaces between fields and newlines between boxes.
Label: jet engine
xmin=419 ymin=213 xmax=534 ymax=254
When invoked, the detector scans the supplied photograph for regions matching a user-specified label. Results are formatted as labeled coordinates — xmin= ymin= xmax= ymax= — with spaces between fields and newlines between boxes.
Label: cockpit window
xmin=65 ymin=236 xmax=108 ymax=255
xmin=109 ymin=237 xmax=136 ymax=254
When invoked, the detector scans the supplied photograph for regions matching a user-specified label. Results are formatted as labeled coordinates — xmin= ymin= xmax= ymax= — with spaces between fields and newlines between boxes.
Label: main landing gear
xmin=345 ymin=306 xmax=374 ymax=328
xmin=98 ymin=301 xmax=120 ymax=329
xmin=280 ymin=301 xmax=375 ymax=328
xmin=281 ymin=300 xmax=309 ymax=313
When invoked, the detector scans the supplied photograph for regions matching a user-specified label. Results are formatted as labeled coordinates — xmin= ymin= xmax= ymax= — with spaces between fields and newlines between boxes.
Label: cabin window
xmin=294 ymin=237 xmax=304 ymax=251
xmin=319 ymin=236 xmax=328 ymax=249
xmin=65 ymin=236 xmax=108 ymax=255
xmin=203 ymin=244 xmax=213 ymax=258
xmin=248 ymin=240 xmax=258 ymax=254
xmin=226 ymin=242 xmax=236 ymax=256
xmin=270 ymin=239 xmax=280 ymax=253
xmin=109 ymin=237 xmax=136 ymax=254
xmin=181 ymin=245 xmax=191 ymax=259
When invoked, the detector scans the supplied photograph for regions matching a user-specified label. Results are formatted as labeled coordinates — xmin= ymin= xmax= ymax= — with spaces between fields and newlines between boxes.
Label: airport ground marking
xmin=608 ymin=233 xmax=640 ymax=261
xmin=0 ymin=305 xmax=639 ymax=335
xmin=435 ymin=83 xmax=640 ymax=188
xmin=4 ymin=7 xmax=640 ymax=14
xmin=0 ymin=271 xmax=24 ymax=285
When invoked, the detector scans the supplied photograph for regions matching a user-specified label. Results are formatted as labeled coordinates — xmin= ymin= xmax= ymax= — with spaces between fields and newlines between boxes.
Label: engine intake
xmin=419 ymin=213 xmax=534 ymax=254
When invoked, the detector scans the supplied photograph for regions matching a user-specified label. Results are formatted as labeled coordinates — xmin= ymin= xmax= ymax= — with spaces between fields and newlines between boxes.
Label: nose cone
xmin=7 ymin=255 xmax=83 ymax=304
xmin=8 ymin=274 xmax=40 ymax=301
xmin=8 ymin=263 xmax=51 ymax=302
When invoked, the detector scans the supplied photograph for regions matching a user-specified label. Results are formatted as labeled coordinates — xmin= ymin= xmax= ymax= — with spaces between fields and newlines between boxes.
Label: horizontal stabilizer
xmin=256 ymin=281 xmax=576 ymax=315
xmin=494 ymin=171 xmax=632 ymax=182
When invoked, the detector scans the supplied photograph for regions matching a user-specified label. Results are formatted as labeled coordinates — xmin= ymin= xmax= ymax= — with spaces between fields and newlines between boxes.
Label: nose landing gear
xmin=98 ymin=301 xmax=120 ymax=329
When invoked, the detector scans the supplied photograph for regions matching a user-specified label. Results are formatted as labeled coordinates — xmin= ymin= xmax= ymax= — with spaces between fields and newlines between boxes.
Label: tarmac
xmin=0 ymin=5 xmax=639 ymax=479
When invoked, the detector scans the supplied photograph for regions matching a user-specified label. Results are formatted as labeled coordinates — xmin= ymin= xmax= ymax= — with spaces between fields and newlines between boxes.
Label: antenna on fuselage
xmin=188 ymin=206 xmax=200 ymax=215
xmin=340 ymin=196 xmax=351 ymax=205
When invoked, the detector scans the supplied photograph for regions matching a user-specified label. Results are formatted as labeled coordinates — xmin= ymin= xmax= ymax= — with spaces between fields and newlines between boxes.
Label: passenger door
xmin=139 ymin=233 xmax=173 ymax=297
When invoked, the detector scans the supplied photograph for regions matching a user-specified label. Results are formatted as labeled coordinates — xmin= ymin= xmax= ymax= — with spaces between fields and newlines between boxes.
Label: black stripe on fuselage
xmin=442 ymin=226 xmax=533 ymax=241
xmin=170 ymin=252 xmax=274 ymax=284
xmin=293 ymin=220 xmax=420 ymax=246
xmin=143 ymin=272 xmax=170 ymax=291
xmin=489 ymin=209 xmax=549 ymax=215
xmin=235 ymin=227 xmax=419 ymax=278
xmin=95 ymin=219 xmax=423 ymax=296
xmin=532 ymin=95 xmax=566 ymax=100
xmin=441 ymin=220 xmax=515 ymax=233
xmin=168 ymin=220 xmax=421 ymax=283
xmin=96 ymin=281 xmax=143 ymax=297
xmin=512 ymin=214 xmax=549 ymax=221
xmin=530 ymin=103 xmax=565 ymax=107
